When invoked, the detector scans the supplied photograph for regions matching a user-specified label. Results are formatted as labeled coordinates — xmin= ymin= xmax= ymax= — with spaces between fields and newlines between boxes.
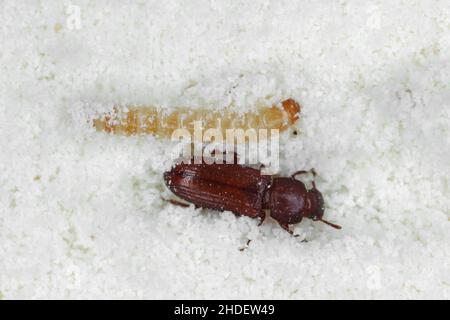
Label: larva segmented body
xmin=93 ymin=99 xmax=300 ymax=139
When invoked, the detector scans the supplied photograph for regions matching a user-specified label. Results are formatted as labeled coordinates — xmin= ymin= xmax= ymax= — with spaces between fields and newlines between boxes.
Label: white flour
xmin=0 ymin=1 xmax=449 ymax=299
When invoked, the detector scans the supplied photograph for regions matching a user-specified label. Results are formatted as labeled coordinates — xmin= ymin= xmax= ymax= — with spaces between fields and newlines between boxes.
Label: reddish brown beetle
xmin=164 ymin=156 xmax=341 ymax=235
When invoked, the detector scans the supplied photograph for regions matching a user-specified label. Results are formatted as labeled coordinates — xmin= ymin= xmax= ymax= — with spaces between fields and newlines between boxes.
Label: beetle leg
xmin=291 ymin=168 xmax=317 ymax=179
xmin=161 ymin=197 xmax=190 ymax=208
xmin=310 ymin=169 xmax=318 ymax=189
xmin=291 ymin=170 xmax=307 ymax=178
xmin=279 ymin=223 xmax=300 ymax=237
xmin=239 ymin=239 xmax=252 ymax=251
xmin=257 ymin=211 xmax=266 ymax=226
xmin=292 ymin=168 xmax=319 ymax=190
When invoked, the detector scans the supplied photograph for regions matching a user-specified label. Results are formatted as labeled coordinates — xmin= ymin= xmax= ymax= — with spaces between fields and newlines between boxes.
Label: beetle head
xmin=306 ymin=188 xmax=341 ymax=229
xmin=305 ymin=188 xmax=325 ymax=221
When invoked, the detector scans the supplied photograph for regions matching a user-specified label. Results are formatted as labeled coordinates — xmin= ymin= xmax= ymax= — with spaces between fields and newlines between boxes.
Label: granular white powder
xmin=0 ymin=1 xmax=449 ymax=299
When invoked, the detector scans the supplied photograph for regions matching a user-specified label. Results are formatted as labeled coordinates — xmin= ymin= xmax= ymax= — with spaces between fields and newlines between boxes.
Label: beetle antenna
xmin=319 ymin=218 xmax=342 ymax=229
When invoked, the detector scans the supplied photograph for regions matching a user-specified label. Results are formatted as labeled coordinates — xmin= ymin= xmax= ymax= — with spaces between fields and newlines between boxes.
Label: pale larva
xmin=93 ymin=98 xmax=300 ymax=139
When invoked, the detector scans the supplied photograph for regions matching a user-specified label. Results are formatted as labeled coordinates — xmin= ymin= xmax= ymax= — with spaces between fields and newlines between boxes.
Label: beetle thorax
xmin=268 ymin=177 xmax=308 ymax=224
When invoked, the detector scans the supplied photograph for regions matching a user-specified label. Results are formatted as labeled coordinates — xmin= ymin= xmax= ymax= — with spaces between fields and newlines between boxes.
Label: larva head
xmin=281 ymin=99 xmax=301 ymax=125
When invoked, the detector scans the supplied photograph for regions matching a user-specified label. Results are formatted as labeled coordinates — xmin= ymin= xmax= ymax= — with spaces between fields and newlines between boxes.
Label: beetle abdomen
xmin=164 ymin=160 xmax=271 ymax=218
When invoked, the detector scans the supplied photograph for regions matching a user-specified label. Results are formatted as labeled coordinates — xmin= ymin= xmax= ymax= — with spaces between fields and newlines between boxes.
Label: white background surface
xmin=0 ymin=1 xmax=449 ymax=299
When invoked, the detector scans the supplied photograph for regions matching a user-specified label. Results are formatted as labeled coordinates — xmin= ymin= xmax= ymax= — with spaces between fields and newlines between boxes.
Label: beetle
xmin=163 ymin=156 xmax=341 ymax=235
